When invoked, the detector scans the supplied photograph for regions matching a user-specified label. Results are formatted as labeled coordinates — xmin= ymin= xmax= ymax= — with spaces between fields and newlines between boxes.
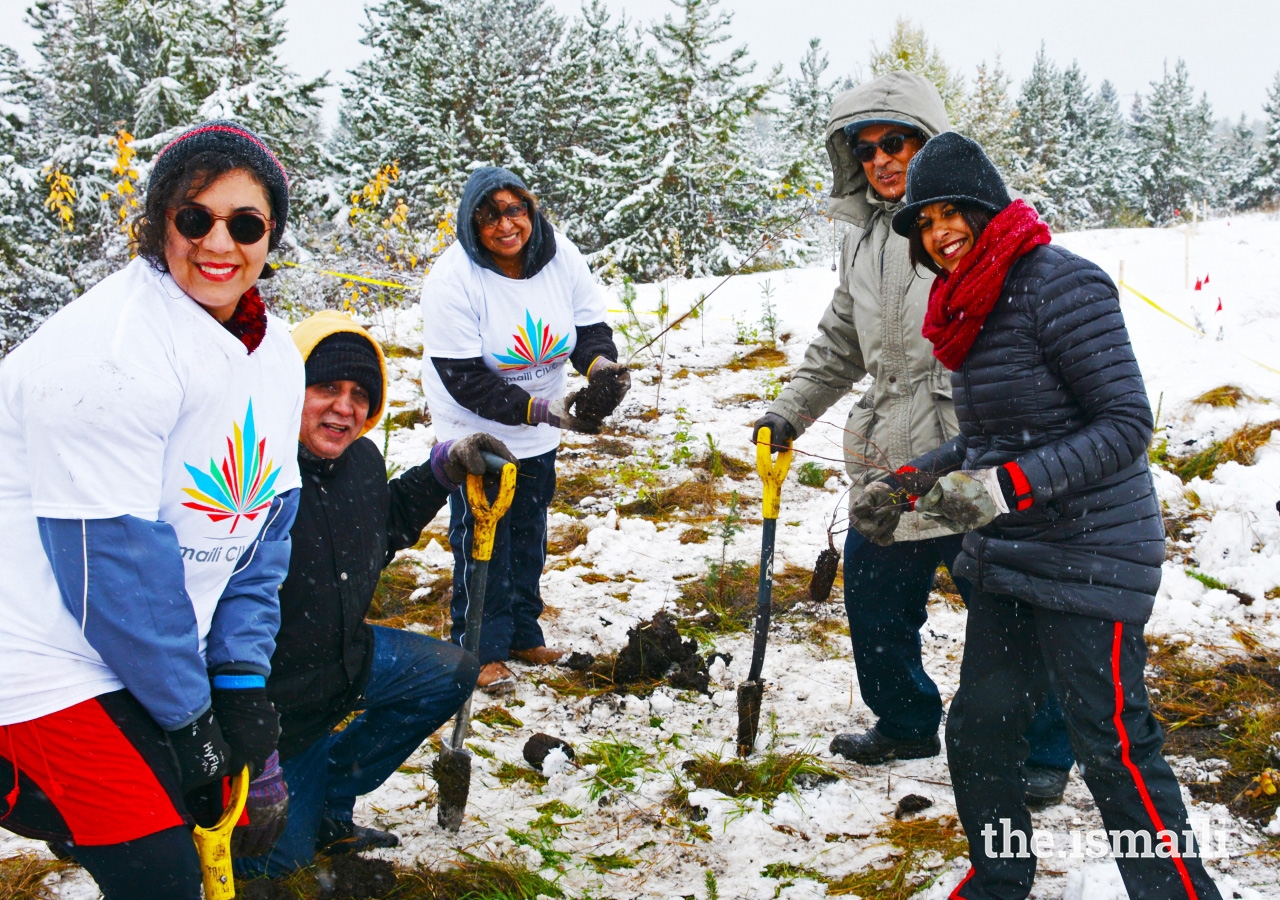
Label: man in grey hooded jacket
xmin=753 ymin=72 xmax=1073 ymax=800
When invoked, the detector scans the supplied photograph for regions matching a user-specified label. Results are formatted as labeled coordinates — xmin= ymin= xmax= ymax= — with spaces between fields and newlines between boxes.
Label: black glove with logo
xmin=751 ymin=412 xmax=796 ymax=447
xmin=210 ymin=681 xmax=280 ymax=780
xmin=165 ymin=708 xmax=233 ymax=792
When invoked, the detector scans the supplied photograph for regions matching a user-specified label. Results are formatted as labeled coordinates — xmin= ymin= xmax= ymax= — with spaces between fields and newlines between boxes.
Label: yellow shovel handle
xmin=755 ymin=426 xmax=793 ymax=521
xmin=192 ymin=766 xmax=250 ymax=900
xmin=466 ymin=462 xmax=518 ymax=561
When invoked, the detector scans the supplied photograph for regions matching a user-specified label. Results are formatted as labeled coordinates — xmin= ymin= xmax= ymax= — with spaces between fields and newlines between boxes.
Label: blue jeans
xmin=237 ymin=626 xmax=478 ymax=877
xmin=448 ymin=448 xmax=557 ymax=663
xmin=843 ymin=529 xmax=1074 ymax=770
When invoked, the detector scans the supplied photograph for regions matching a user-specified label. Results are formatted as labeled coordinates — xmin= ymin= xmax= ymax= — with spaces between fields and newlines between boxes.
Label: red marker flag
xmin=1216 ymin=298 xmax=1223 ymax=313
xmin=1194 ymin=279 xmax=1202 ymax=291
xmin=1204 ymin=273 xmax=1210 ymax=284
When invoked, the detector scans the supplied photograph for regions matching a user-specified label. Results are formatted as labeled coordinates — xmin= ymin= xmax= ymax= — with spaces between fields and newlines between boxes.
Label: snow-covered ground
xmin=7 ymin=213 xmax=1280 ymax=898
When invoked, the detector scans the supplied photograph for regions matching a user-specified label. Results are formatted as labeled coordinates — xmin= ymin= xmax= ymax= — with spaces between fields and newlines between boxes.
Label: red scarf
xmin=922 ymin=200 xmax=1051 ymax=371
xmin=223 ymin=286 xmax=267 ymax=353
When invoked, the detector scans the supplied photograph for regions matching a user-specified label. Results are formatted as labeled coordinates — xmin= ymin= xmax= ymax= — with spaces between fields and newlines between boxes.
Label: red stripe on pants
xmin=0 ymin=698 xmax=185 ymax=845
xmin=949 ymin=866 xmax=975 ymax=899
xmin=1110 ymin=621 xmax=1199 ymax=900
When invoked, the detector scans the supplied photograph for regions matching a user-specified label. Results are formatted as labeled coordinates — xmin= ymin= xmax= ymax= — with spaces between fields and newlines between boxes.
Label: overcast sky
xmin=2 ymin=0 xmax=1276 ymax=128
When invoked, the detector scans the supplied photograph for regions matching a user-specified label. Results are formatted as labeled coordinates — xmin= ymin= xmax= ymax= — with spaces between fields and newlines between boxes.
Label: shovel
xmin=737 ymin=426 xmax=792 ymax=757
xmin=192 ymin=766 xmax=249 ymax=900
xmin=435 ymin=451 xmax=518 ymax=831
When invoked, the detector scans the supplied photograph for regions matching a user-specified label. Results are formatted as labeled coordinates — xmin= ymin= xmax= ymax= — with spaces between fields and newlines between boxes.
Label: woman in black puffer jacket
xmin=858 ymin=133 xmax=1221 ymax=900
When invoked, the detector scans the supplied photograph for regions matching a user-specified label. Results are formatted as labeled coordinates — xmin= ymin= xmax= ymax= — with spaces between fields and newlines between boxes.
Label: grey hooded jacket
xmin=767 ymin=72 xmax=954 ymax=542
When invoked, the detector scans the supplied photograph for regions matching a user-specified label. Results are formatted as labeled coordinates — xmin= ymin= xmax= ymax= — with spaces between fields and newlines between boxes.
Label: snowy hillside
xmin=8 ymin=214 xmax=1280 ymax=899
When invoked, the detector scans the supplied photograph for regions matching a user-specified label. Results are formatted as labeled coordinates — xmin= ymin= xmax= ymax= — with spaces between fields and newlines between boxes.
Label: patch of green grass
xmin=586 ymin=853 xmax=638 ymax=874
xmin=1186 ymin=568 xmax=1231 ymax=591
xmin=474 ymin=706 xmax=523 ymax=729
xmin=579 ymin=738 xmax=652 ymax=799
xmin=677 ymin=562 xmax=814 ymax=634
xmin=678 ymin=746 xmax=838 ymax=813
xmin=494 ymin=760 xmax=547 ymax=789
xmin=535 ymin=800 xmax=581 ymax=819
xmin=0 ymin=853 xmax=70 ymax=900
xmin=796 ymin=461 xmax=838 ymax=488
xmin=825 ymin=816 xmax=968 ymax=898
xmin=762 ymin=861 xmax=829 ymax=884
xmin=387 ymin=406 xmax=427 ymax=428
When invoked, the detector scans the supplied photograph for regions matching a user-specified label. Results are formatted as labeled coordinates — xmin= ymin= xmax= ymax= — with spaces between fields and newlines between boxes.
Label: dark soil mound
xmin=613 ymin=611 xmax=710 ymax=693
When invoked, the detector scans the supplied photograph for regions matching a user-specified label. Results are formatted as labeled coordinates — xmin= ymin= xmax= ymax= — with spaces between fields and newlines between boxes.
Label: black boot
xmin=1023 ymin=765 xmax=1069 ymax=808
xmin=318 ymin=817 xmax=401 ymax=855
xmin=830 ymin=726 xmax=940 ymax=764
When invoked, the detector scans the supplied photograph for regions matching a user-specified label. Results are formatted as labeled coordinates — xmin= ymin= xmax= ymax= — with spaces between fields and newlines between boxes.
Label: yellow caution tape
xmin=1120 ymin=281 xmax=1280 ymax=376
xmin=276 ymin=260 xmax=413 ymax=291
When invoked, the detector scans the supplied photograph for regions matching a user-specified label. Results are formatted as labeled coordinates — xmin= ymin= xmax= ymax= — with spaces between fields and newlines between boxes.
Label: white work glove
xmin=915 ymin=468 xmax=1011 ymax=533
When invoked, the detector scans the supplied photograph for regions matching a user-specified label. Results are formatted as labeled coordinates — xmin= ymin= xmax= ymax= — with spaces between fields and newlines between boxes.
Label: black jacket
xmin=911 ymin=244 xmax=1164 ymax=624
xmin=269 ymin=438 xmax=451 ymax=758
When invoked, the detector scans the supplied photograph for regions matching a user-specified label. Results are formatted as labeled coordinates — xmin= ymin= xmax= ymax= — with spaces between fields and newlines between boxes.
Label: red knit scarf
xmin=222 ymin=286 xmax=267 ymax=353
xmin=922 ymin=200 xmax=1051 ymax=371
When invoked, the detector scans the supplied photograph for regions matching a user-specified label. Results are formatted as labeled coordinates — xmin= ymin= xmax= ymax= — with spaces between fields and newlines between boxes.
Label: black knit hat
xmin=305 ymin=332 xmax=382 ymax=417
xmin=891 ymin=132 xmax=1011 ymax=236
xmin=150 ymin=119 xmax=290 ymax=246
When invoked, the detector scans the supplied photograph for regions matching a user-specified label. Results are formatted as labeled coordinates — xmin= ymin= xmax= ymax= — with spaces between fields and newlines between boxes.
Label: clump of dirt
xmin=613 ymin=611 xmax=710 ymax=693
xmin=895 ymin=794 xmax=933 ymax=819
xmin=319 ymin=856 xmax=398 ymax=899
xmin=543 ymin=613 xmax=712 ymax=696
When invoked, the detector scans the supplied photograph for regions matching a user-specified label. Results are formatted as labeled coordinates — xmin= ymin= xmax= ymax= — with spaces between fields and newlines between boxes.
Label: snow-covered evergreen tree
xmin=605 ymin=0 xmax=780 ymax=278
xmin=867 ymin=18 xmax=964 ymax=120
xmin=1220 ymin=114 xmax=1261 ymax=211
xmin=1014 ymin=45 xmax=1065 ymax=223
xmin=954 ymin=58 xmax=1040 ymax=204
xmin=780 ymin=38 xmax=835 ymax=183
xmin=1131 ymin=59 xmax=1216 ymax=225
xmin=1256 ymin=71 xmax=1280 ymax=207
xmin=1084 ymin=80 xmax=1141 ymax=226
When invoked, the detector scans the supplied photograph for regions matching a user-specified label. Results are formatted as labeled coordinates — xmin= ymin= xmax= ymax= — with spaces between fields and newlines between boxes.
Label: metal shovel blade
xmin=736 ymin=679 xmax=764 ymax=757
xmin=433 ymin=741 xmax=472 ymax=832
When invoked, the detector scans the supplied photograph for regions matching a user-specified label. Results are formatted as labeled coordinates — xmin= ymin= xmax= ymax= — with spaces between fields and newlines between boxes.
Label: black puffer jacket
xmin=910 ymin=244 xmax=1164 ymax=624
xmin=270 ymin=438 xmax=450 ymax=758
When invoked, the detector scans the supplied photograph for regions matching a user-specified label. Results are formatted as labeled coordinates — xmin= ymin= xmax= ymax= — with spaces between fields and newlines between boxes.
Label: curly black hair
xmin=133 ymin=150 xmax=278 ymax=273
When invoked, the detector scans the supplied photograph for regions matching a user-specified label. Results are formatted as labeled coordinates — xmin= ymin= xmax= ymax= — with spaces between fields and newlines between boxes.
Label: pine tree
xmin=606 ymin=0 xmax=779 ymax=278
xmin=1131 ymin=59 xmax=1216 ymax=224
xmin=1014 ymin=45 xmax=1065 ymax=223
xmin=1219 ymin=115 xmax=1261 ymax=211
xmin=781 ymin=37 xmax=835 ymax=182
xmin=1085 ymin=80 xmax=1141 ymax=225
xmin=0 ymin=44 xmax=69 ymax=351
xmin=954 ymin=57 xmax=1039 ymax=202
xmin=1257 ymin=70 xmax=1280 ymax=207
xmin=867 ymin=18 xmax=964 ymax=119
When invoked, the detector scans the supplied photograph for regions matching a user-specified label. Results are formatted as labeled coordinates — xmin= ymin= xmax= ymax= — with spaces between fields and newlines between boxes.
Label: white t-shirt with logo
xmin=419 ymin=234 xmax=609 ymax=459
xmin=0 ymin=258 xmax=304 ymax=726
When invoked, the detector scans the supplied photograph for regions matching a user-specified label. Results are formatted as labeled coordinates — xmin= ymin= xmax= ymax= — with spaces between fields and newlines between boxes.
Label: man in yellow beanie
xmin=235 ymin=312 xmax=514 ymax=876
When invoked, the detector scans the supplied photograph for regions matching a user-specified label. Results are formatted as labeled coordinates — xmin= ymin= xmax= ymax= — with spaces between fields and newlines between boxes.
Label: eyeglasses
xmin=475 ymin=201 xmax=530 ymax=229
xmin=851 ymin=133 xmax=918 ymax=163
xmin=169 ymin=207 xmax=273 ymax=244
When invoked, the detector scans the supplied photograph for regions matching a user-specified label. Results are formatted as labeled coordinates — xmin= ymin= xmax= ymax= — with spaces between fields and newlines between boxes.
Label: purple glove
xmin=230 ymin=750 xmax=289 ymax=859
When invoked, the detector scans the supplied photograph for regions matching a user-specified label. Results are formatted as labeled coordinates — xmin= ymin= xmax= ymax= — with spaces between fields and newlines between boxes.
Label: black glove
xmin=849 ymin=474 xmax=912 ymax=547
xmin=210 ymin=684 xmax=280 ymax=779
xmin=440 ymin=432 xmax=518 ymax=485
xmin=571 ymin=359 xmax=631 ymax=421
xmin=165 ymin=708 xmax=232 ymax=792
xmin=231 ymin=750 xmax=289 ymax=858
xmin=751 ymin=412 xmax=795 ymax=447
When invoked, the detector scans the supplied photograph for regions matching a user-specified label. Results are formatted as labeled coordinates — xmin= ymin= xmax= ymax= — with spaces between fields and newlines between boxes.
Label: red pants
xmin=0 ymin=691 xmax=188 ymax=846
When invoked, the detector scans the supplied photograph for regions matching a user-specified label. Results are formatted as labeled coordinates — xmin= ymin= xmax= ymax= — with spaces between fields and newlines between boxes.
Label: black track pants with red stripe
xmin=946 ymin=590 xmax=1221 ymax=900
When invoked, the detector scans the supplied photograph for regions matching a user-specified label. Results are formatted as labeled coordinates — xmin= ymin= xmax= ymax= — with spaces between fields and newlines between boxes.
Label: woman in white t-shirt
xmin=0 ymin=121 xmax=303 ymax=899
xmin=421 ymin=167 xmax=630 ymax=692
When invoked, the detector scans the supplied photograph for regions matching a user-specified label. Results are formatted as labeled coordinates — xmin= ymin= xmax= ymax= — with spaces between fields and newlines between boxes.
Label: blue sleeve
xmin=38 ymin=515 xmax=210 ymax=730
xmin=205 ymin=489 xmax=299 ymax=677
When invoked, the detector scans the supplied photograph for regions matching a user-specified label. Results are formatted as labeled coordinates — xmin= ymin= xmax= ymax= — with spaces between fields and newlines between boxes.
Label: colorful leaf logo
xmin=181 ymin=400 xmax=280 ymax=534
xmin=493 ymin=310 xmax=570 ymax=371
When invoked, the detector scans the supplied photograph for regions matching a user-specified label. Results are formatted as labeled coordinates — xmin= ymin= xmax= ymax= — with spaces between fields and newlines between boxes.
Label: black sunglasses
xmin=170 ymin=206 xmax=273 ymax=244
xmin=851 ymin=133 xmax=918 ymax=163
xmin=475 ymin=201 xmax=530 ymax=229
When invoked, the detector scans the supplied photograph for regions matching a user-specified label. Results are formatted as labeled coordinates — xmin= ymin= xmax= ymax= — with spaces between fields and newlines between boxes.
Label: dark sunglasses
xmin=475 ymin=201 xmax=530 ymax=229
xmin=851 ymin=133 xmax=918 ymax=163
xmin=170 ymin=206 xmax=273 ymax=244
